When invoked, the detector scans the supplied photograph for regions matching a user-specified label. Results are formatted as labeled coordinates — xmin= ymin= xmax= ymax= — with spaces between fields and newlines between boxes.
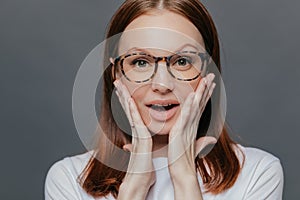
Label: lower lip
xmin=148 ymin=105 xmax=179 ymax=122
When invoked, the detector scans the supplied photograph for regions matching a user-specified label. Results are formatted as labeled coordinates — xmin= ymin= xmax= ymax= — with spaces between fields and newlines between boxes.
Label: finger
xmin=189 ymin=76 xmax=208 ymax=123
xmin=195 ymin=75 xmax=215 ymax=118
xmin=205 ymin=74 xmax=215 ymax=98
xmin=195 ymin=136 xmax=217 ymax=158
xmin=129 ymin=98 xmax=151 ymax=139
xmin=193 ymin=74 xmax=211 ymax=113
xmin=174 ymin=92 xmax=195 ymax=129
xmin=114 ymin=82 xmax=152 ymax=161
xmin=199 ymin=74 xmax=215 ymax=105
xmin=115 ymin=90 xmax=120 ymax=98
xmin=205 ymin=82 xmax=216 ymax=104
xmin=199 ymin=82 xmax=216 ymax=116
xmin=129 ymin=99 xmax=153 ymax=155
xmin=114 ymin=82 xmax=130 ymax=122
xmin=115 ymin=90 xmax=127 ymax=112
xmin=115 ymin=81 xmax=151 ymax=144
xmin=194 ymin=77 xmax=207 ymax=105
xmin=169 ymin=92 xmax=195 ymax=144
xmin=190 ymin=77 xmax=206 ymax=122
xmin=114 ymin=80 xmax=134 ymax=125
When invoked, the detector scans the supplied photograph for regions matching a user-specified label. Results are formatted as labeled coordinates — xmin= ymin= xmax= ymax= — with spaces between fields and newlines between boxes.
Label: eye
xmin=131 ymin=59 xmax=149 ymax=68
xmin=177 ymin=58 xmax=188 ymax=66
xmin=174 ymin=57 xmax=192 ymax=67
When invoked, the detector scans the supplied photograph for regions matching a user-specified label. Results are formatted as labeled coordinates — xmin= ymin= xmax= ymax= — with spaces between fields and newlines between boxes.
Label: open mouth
xmin=145 ymin=100 xmax=180 ymax=121
xmin=146 ymin=104 xmax=179 ymax=111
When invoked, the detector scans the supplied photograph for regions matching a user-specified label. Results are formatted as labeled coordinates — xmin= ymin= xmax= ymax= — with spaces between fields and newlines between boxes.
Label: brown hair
xmin=79 ymin=0 xmax=244 ymax=198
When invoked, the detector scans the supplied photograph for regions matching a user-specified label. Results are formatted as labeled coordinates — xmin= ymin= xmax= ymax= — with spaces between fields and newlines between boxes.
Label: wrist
xmin=118 ymin=181 xmax=150 ymax=200
xmin=169 ymin=163 xmax=197 ymax=183
xmin=171 ymin=173 xmax=199 ymax=188
xmin=171 ymin=175 xmax=203 ymax=200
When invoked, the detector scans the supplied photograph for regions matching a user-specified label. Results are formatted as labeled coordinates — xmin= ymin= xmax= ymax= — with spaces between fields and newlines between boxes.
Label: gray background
xmin=1 ymin=0 xmax=299 ymax=199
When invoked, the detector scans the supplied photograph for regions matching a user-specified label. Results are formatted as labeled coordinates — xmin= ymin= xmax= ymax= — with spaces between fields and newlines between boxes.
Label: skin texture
xmin=117 ymin=10 xmax=205 ymax=135
xmin=113 ymin=10 xmax=217 ymax=200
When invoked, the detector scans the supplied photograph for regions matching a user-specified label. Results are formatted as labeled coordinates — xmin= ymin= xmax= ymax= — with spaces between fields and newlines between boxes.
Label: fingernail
xmin=123 ymin=147 xmax=130 ymax=152
xmin=113 ymin=80 xmax=118 ymax=87
xmin=115 ymin=90 xmax=120 ymax=97
xmin=109 ymin=57 xmax=114 ymax=64
xmin=212 ymin=83 xmax=216 ymax=89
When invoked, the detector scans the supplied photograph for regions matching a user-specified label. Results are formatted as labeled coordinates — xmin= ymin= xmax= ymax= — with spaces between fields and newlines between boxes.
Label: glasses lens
xmin=121 ymin=54 xmax=155 ymax=82
xmin=169 ymin=52 xmax=203 ymax=80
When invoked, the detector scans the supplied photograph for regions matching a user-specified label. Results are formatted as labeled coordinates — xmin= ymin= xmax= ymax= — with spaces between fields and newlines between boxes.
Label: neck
xmin=152 ymin=134 xmax=169 ymax=158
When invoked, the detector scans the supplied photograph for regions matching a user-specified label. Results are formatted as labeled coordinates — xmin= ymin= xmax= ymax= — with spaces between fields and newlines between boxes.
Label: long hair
xmin=79 ymin=0 xmax=244 ymax=198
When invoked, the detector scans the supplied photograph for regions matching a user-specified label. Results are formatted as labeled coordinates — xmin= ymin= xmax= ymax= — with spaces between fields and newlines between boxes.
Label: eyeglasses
xmin=113 ymin=51 xmax=210 ymax=83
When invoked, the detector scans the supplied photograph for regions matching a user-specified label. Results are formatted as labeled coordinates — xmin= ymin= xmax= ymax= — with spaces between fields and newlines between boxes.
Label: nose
xmin=151 ymin=59 xmax=175 ymax=94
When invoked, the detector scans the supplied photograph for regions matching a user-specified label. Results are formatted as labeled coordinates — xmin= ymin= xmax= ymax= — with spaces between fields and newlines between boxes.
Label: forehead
xmin=118 ymin=10 xmax=205 ymax=55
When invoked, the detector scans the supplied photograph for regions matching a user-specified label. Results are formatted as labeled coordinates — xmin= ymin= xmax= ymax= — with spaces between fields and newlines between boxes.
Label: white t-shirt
xmin=44 ymin=145 xmax=284 ymax=200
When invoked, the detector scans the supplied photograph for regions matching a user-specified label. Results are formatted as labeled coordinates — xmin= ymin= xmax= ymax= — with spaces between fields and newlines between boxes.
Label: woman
xmin=45 ymin=0 xmax=284 ymax=199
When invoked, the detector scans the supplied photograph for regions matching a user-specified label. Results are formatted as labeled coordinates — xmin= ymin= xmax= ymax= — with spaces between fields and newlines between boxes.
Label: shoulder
xmin=237 ymin=144 xmax=280 ymax=164
xmin=44 ymin=151 xmax=95 ymax=200
xmin=234 ymin=144 xmax=284 ymax=199
xmin=46 ymin=151 xmax=93 ymax=182
xmin=237 ymin=144 xmax=283 ymax=174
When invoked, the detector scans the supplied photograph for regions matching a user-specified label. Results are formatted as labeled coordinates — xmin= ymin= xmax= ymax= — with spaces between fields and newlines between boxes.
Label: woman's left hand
xmin=167 ymin=73 xmax=217 ymax=199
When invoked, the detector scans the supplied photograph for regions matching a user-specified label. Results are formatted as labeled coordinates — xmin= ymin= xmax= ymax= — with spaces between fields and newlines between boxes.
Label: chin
xmin=147 ymin=123 xmax=172 ymax=136
xmin=142 ymin=111 xmax=181 ymax=136
xmin=150 ymin=129 xmax=170 ymax=136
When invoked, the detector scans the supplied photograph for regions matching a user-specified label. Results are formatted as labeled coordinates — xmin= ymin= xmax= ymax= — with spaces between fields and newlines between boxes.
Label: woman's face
xmin=116 ymin=10 xmax=206 ymax=135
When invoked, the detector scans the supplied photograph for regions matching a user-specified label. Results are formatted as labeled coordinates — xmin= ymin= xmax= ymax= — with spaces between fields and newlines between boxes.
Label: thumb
xmin=195 ymin=136 xmax=217 ymax=158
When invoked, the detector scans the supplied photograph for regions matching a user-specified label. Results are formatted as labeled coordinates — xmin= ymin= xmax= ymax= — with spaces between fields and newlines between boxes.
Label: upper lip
xmin=145 ymin=99 xmax=180 ymax=106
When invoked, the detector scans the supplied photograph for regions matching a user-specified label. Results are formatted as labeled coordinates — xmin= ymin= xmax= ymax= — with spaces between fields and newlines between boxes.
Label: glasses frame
xmin=114 ymin=50 xmax=210 ymax=83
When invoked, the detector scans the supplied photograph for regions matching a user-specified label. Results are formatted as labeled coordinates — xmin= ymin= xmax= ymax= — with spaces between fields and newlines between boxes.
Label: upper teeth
xmin=152 ymin=104 xmax=172 ymax=106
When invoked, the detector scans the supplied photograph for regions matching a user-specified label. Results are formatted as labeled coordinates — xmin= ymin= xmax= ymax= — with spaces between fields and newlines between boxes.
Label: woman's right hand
xmin=113 ymin=80 xmax=155 ymax=200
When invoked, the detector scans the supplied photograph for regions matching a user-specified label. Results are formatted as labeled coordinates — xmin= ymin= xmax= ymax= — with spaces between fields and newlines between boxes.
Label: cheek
xmin=120 ymin=78 xmax=149 ymax=107
xmin=120 ymin=74 xmax=161 ymax=100
xmin=131 ymin=87 xmax=147 ymax=103
xmin=174 ymin=77 xmax=202 ymax=101
xmin=120 ymin=77 xmax=138 ymax=95
xmin=191 ymin=77 xmax=202 ymax=90
xmin=130 ymin=85 xmax=152 ymax=126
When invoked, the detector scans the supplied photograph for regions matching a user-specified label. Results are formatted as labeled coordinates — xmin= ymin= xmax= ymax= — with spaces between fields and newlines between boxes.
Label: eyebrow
xmin=123 ymin=43 xmax=204 ymax=55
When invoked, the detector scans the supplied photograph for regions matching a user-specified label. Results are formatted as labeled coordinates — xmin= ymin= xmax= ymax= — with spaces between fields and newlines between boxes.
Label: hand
xmin=113 ymin=80 xmax=155 ymax=200
xmin=167 ymin=73 xmax=217 ymax=197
